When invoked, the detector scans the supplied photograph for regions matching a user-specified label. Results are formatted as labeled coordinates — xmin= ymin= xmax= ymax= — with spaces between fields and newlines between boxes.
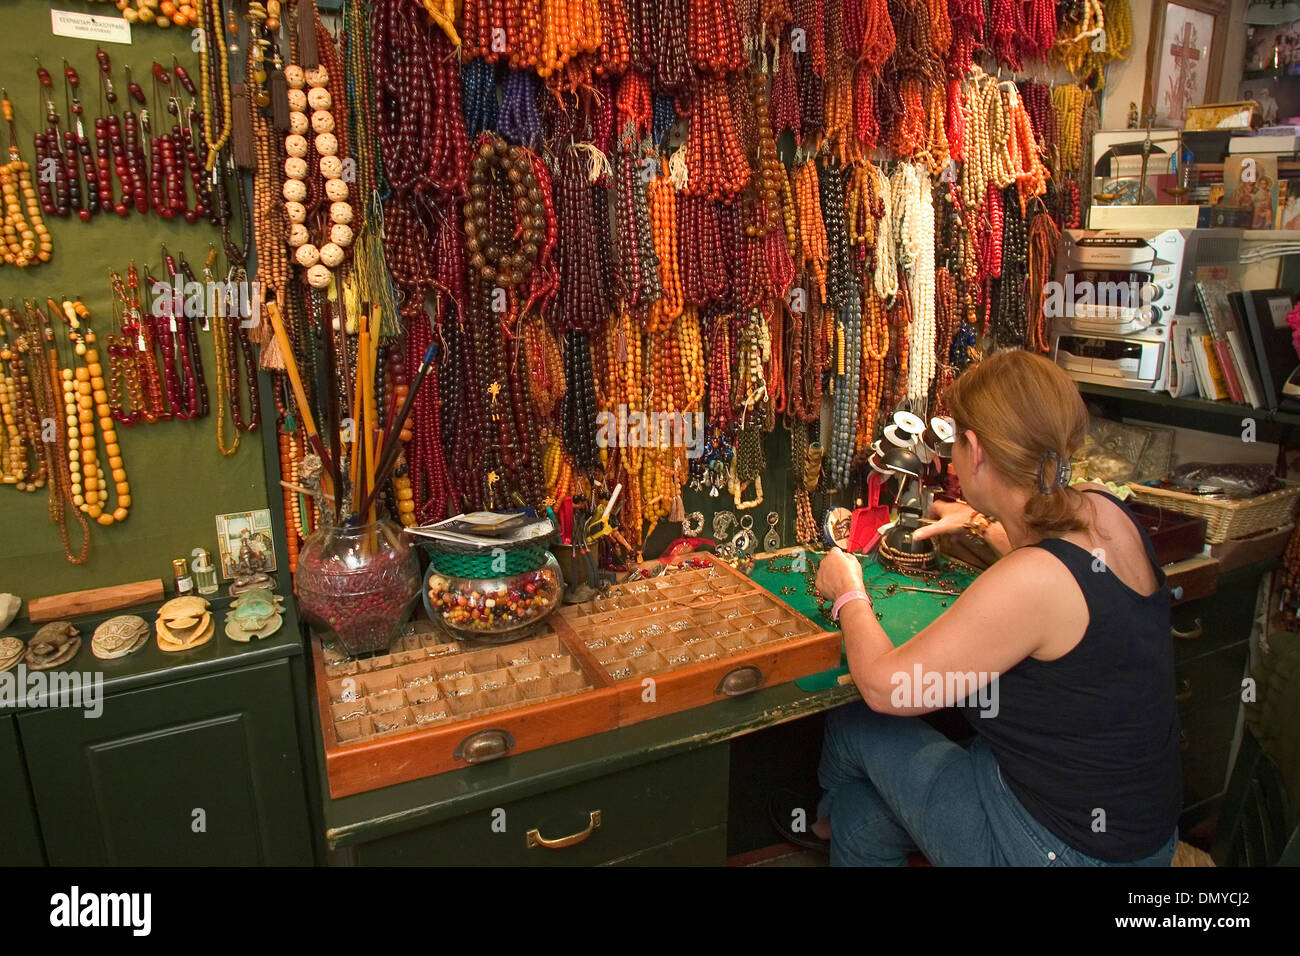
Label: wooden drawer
xmin=348 ymin=745 xmax=729 ymax=865
xmin=1179 ymin=697 xmax=1240 ymax=812
xmin=606 ymin=824 xmax=728 ymax=866
xmin=315 ymin=555 xmax=840 ymax=797
xmin=1170 ymin=580 xmax=1259 ymax=665
xmin=1174 ymin=640 xmax=1248 ymax=715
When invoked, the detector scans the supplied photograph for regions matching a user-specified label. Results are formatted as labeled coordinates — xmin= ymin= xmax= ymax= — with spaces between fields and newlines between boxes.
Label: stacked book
xmin=1228 ymin=127 xmax=1300 ymax=155
xmin=1186 ymin=281 xmax=1270 ymax=406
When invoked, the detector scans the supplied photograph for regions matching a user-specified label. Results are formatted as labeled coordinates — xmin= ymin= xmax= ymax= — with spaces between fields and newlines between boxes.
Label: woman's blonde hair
xmin=943 ymin=349 xmax=1089 ymax=538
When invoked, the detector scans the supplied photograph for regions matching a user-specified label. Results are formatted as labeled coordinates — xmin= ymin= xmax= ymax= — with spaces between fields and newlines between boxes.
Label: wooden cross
xmin=1167 ymin=20 xmax=1203 ymax=120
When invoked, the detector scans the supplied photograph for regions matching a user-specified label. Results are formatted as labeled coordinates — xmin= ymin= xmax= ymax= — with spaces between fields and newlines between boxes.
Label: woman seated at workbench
xmin=811 ymin=349 xmax=1181 ymax=866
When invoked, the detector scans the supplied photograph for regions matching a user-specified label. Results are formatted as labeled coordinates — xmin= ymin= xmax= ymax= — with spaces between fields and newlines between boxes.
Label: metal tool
xmin=896 ymin=585 xmax=962 ymax=596
xmin=585 ymin=483 xmax=622 ymax=543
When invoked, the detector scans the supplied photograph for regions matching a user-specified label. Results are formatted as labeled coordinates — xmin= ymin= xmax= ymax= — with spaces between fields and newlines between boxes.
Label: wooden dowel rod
xmin=266 ymin=299 xmax=335 ymax=501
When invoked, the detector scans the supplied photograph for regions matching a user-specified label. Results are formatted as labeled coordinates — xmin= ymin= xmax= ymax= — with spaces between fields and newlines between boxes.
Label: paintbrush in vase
xmin=266 ymin=297 xmax=337 ymax=509
xmin=353 ymin=342 xmax=437 ymax=522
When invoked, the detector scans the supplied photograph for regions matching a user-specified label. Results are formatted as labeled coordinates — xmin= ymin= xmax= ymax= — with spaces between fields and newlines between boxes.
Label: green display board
xmin=748 ymin=551 xmax=979 ymax=690
xmin=0 ymin=0 xmax=270 ymax=600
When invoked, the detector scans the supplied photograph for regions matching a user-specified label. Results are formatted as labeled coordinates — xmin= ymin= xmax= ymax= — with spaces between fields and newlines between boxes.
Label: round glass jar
xmin=295 ymin=517 xmax=420 ymax=655
xmin=423 ymin=545 xmax=563 ymax=640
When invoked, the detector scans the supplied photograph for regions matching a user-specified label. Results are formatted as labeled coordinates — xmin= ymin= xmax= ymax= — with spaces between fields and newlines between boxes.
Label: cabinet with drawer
xmin=1180 ymin=698 xmax=1242 ymax=812
xmin=0 ymin=715 xmax=44 ymax=865
xmin=336 ymin=745 xmax=730 ymax=866
xmin=1168 ymin=564 xmax=1265 ymax=823
xmin=1170 ymin=575 xmax=1258 ymax=668
xmin=19 ymin=658 xmax=315 ymax=866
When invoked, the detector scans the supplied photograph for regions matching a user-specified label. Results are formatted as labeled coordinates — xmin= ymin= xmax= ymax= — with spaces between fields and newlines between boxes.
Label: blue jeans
xmin=817 ymin=701 xmax=1178 ymax=867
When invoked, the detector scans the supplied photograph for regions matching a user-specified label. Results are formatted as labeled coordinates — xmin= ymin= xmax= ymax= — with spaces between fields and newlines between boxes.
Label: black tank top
xmin=960 ymin=488 xmax=1182 ymax=861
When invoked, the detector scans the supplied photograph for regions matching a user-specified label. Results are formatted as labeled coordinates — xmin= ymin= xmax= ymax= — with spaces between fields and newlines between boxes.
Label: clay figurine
xmin=229 ymin=571 xmax=276 ymax=597
xmin=92 ymin=615 xmax=151 ymax=660
xmin=0 ymin=636 xmax=23 ymax=673
xmin=24 ymin=622 xmax=80 ymax=670
xmin=224 ymin=588 xmax=285 ymax=642
xmin=156 ymin=596 xmax=214 ymax=652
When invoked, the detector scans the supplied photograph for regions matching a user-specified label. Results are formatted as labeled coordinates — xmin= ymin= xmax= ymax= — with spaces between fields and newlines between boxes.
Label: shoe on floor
xmin=766 ymin=787 xmax=830 ymax=854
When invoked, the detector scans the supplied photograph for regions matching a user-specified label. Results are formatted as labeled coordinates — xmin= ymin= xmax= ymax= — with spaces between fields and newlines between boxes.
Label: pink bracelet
xmin=831 ymin=590 xmax=871 ymax=622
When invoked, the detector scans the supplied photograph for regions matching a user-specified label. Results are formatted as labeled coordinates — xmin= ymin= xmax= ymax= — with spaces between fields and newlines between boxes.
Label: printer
xmin=1049 ymin=228 xmax=1242 ymax=391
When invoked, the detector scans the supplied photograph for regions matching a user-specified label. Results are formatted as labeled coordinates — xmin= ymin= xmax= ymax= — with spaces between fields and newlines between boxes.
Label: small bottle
xmin=173 ymin=558 xmax=195 ymax=596
xmin=191 ymin=549 xmax=219 ymax=596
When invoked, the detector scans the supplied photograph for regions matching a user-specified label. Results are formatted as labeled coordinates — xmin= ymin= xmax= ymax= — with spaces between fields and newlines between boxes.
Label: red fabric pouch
xmin=848 ymin=473 xmax=890 ymax=553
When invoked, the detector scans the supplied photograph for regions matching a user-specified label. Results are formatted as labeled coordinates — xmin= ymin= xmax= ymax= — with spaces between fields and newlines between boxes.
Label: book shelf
xmin=1076 ymin=381 xmax=1300 ymax=439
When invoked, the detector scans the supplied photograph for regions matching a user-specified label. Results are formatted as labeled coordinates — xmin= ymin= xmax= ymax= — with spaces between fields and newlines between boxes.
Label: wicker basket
xmin=1125 ymin=482 xmax=1300 ymax=544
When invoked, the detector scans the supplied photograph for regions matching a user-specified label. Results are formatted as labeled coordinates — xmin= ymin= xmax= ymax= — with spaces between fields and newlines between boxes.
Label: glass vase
xmin=294 ymin=517 xmax=420 ymax=656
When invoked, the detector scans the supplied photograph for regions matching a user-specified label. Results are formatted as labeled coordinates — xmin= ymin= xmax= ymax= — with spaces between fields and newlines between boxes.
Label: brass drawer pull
xmin=454 ymin=729 xmax=515 ymax=765
xmin=527 ymin=810 xmax=602 ymax=850
xmin=1171 ymin=618 xmax=1203 ymax=641
xmin=717 ymin=665 xmax=763 ymax=697
xmin=1175 ymin=678 xmax=1192 ymax=704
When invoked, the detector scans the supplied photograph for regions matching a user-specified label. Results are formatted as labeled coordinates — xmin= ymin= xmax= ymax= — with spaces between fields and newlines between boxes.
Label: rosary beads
xmin=0 ymin=93 xmax=51 ymax=267
xmin=4 ymin=0 xmax=1099 ymax=572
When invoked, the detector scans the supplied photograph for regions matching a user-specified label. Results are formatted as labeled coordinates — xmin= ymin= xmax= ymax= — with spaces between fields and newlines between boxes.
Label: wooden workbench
xmin=315 ymin=553 xmax=1274 ymax=864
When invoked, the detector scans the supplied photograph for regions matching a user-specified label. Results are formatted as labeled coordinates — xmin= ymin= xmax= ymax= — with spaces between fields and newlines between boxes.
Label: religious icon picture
xmin=215 ymin=509 xmax=278 ymax=580
xmin=1223 ymin=155 xmax=1280 ymax=230
xmin=1143 ymin=0 xmax=1227 ymax=127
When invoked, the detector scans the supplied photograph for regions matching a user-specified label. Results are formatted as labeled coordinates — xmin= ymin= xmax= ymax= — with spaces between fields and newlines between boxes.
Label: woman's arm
xmin=816 ymin=547 xmax=1086 ymax=714
xmin=912 ymin=499 xmax=1012 ymax=556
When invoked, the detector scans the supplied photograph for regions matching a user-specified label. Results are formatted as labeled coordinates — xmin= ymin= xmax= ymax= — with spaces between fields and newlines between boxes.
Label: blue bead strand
xmin=498 ymin=70 xmax=543 ymax=148
xmin=461 ymin=59 xmax=500 ymax=138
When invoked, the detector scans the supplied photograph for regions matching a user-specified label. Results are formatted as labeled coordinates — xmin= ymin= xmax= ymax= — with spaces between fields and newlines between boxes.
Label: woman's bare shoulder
xmin=1072 ymin=481 xmax=1112 ymax=495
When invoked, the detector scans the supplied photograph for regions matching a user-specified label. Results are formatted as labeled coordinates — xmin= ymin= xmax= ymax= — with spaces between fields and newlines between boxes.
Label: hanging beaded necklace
xmin=63 ymin=61 xmax=100 ymax=222
xmin=683 ymin=75 xmax=751 ymax=202
xmin=93 ymin=48 xmax=130 ymax=218
xmin=612 ymin=131 xmax=662 ymax=316
xmin=57 ymin=299 xmax=131 ymax=526
xmin=0 ymin=307 xmax=45 ymax=492
xmin=0 ymin=92 xmax=51 ymax=266
xmin=198 ymin=0 xmax=233 ymax=168
xmin=991 ymin=182 xmax=1029 ymax=349
xmin=550 ymin=145 xmax=610 ymax=334
xmin=282 ymin=52 xmax=352 ymax=291
xmin=890 ymin=161 xmax=935 ymax=407
xmin=465 ymin=132 xmax=547 ymax=295
xmin=34 ymin=61 xmax=76 ymax=220
xmin=22 ymin=302 xmax=89 ymax=564
xmin=160 ymin=248 xmax=204 ymax=421
xmin=647 ymin=167 xmax=684 ymax=333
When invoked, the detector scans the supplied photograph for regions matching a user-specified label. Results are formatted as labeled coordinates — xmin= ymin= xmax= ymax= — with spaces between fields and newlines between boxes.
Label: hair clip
xmin=1037 ymin=450 xmax=1071 ymax=494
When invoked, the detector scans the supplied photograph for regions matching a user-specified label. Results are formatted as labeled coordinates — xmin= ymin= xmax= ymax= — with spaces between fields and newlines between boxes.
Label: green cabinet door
xmin=19 ymin=658 xmax=313 ymax=866
xmin=0 ymin=715 xmax=45 ymax=865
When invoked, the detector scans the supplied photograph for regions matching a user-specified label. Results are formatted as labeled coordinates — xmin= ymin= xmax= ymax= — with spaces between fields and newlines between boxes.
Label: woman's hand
xmin=911 ymin=499 xmax=977 ymax=542
xmin=815 ymin=547 xmax=864 ymax=601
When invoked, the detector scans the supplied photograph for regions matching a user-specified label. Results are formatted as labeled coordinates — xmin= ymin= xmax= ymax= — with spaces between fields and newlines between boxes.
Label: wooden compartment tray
xmin=312 ymin=554 xmax=840 ymax=797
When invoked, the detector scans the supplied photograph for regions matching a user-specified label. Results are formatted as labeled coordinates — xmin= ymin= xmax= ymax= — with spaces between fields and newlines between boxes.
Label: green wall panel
xmin=0 ymin=0 xmax=269 ymax=598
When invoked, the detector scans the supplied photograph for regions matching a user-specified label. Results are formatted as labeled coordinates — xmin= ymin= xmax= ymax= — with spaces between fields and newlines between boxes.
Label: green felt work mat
xmin=748 ymin=552 xmax=980 ymax=692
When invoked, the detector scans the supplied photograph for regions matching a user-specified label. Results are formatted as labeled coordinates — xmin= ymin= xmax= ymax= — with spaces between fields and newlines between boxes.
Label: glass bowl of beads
xmin=295 ymin=517 xmax=421 ymax=656
xmin=421 ymin=542 xmax=564 ymax=643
